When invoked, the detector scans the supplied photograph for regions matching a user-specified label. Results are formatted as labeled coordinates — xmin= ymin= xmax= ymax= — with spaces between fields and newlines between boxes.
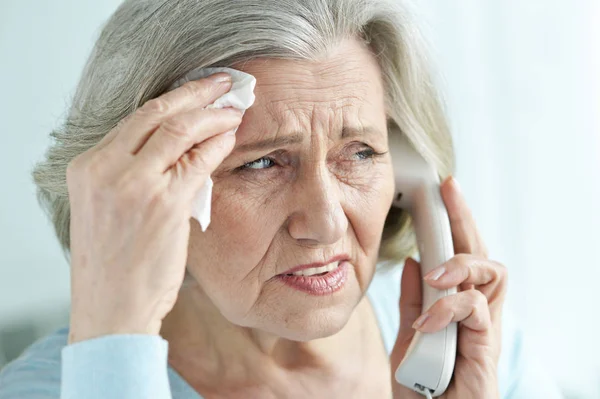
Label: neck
xmin=160 ymin=281 xmax=371 ymax=393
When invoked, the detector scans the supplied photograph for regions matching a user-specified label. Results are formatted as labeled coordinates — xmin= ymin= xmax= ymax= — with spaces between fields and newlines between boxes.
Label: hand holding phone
xmin=388 ymin=131 xmax=507 ymax=399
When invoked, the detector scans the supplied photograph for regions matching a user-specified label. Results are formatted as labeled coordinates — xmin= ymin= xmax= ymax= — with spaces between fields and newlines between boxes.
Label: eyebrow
xmin=234 ymin=125 xmax=384 ymax=153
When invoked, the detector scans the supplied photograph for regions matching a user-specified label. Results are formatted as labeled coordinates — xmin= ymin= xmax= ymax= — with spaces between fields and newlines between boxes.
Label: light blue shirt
xmin=0 ymin=267 xmax=562 ymax=398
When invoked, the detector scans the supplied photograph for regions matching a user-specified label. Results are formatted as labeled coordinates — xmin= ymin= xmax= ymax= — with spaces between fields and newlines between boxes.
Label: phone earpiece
xmin=389 ymin=131 xmax=439 ymax=210
xmin=388 ymin=130 xmax=457 ymax=397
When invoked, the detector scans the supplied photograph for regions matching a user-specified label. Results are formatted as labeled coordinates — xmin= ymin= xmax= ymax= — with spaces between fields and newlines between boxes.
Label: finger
xmin=106 ymin=73 xmax=234 ymax=155
xmin=134 ymin=107 xmax=243 ymax=173
xmin=412 ymin=289 xmax=491 ymax=333
xmin=391 ymin=257 xmax=423 ymax=368
xmin=440 ymin=176 xmax=488 ymax=257
xmin=399 ymin=257 xmax=423 ymax=333
xmin=169 ymin=130 xmax=237 ymax=195
xmin=423 ymin=254 xmax=507 ymax=293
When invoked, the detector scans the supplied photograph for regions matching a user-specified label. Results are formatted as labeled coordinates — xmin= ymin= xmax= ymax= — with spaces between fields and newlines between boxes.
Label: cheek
xmin=188 ymin=182 xmax=288 ymax=280
xmin=342 ymin=164 xmax=394 ymax=251
xmin=185 ymin=187 xmax=287 ymax=321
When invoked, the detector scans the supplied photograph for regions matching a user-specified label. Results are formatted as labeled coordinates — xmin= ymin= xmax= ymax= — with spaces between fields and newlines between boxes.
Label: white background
xmin=1 ymin=1 xmax=599 ymax=397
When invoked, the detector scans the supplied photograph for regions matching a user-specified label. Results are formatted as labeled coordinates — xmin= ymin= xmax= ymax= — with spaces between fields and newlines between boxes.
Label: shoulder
xmin=0 ymin=327 xmax=68 ymax=399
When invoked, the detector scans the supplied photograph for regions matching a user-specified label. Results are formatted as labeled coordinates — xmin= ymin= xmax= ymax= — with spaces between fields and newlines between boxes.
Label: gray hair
xmin=32 ymin=0 xmax=454 ymax=265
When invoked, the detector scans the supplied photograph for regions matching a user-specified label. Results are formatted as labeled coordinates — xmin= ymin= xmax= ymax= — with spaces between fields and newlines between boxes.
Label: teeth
xmin=292 ymin=261 xmax=339 ymax=276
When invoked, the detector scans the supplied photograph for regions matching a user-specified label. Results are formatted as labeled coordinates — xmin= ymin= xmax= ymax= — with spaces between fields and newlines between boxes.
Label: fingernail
xmin=209 ymin=72 xmax=231 ymax=84
xmin=424 ymin=266 xmax=446 ymax=281
xmin=413 ymin=313 xmax=430 ymax=330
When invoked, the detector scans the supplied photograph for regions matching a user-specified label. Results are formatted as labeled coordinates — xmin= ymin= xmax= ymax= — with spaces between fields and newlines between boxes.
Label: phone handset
xmin=388 ymin=130 xmax=457 ymax=398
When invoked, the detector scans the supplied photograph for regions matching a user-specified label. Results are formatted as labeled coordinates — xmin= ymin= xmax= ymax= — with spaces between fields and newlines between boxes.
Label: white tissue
xmin=168 ymin=67 xmax=256 ymax=231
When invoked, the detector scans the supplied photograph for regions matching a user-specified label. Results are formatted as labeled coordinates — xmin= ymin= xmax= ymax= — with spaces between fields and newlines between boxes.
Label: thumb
xmin=391 ymin=256 xmax=424 ymax=368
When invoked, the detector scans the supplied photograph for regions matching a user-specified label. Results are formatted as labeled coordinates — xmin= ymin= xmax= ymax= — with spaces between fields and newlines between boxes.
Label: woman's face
xmin=186 ymin=38 xmax=394 ymax=340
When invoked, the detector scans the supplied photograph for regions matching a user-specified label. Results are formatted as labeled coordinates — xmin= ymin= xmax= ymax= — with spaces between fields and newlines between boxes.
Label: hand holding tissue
xmin=168 ymin=67 xmax=256 ymax=231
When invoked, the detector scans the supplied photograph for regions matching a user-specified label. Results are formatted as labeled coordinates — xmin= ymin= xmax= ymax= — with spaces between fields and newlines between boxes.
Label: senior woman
xmin=0 ymin=0 xmax=561 ymax=398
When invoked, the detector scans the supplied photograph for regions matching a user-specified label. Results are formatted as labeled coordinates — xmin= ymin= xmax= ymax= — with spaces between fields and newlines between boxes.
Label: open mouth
xmin=278 ymin=261 xmax=349 ymax=296
xmin=284 ymin=261 xmax=340 ymax=277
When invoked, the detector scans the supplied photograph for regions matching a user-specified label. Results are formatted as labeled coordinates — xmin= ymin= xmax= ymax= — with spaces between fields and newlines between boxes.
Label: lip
xmin=279 ymin=254 xmax=350 ymax=276
xmin=276 ymin=261 xmax=349 ymax=296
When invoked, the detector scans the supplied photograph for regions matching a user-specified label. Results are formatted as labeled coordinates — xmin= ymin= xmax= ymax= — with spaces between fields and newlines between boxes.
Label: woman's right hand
xmin=65 ymin=72 xmax=243 ymax=344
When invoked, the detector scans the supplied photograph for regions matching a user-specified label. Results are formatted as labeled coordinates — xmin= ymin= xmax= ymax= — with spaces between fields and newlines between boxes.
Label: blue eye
xmin=242 ymin=157 xmax=275 ymax=170
xmin=354 ymin=148 xmax=376 ymax=160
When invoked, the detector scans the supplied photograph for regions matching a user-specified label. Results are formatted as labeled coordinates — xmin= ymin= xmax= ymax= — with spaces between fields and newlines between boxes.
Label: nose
xmin=286 ymin=167 xmax=348 ymax=246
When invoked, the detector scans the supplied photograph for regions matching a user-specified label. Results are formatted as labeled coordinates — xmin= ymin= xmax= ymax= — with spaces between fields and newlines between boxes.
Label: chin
xmin=217 ymin=267 xmax=368 ymax=341
xmin=284 ymin=323 xmax=347 ymax=342
xmin=270 ymin=301 xmax=359 ymax=342
xmin=263 ymin=276 xmax=366 ymax=341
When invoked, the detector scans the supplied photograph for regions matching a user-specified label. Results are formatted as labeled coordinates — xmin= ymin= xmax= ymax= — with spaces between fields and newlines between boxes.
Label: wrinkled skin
xmin=67 ymin=37 xmax=506 ymax=398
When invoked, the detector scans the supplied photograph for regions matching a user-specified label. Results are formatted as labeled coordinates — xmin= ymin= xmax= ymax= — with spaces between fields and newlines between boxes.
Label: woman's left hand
xmin=391 ymin=176 xmax=508 ymax=399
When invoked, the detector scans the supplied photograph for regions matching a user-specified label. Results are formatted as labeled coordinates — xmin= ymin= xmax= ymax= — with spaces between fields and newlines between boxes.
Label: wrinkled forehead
xmin=233 ymin=39 xmax=387 ymax=137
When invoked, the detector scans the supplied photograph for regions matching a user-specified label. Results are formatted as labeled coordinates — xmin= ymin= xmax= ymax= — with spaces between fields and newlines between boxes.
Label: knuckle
xmin=183 ymin=80 xmax=212 ymax=99
xmin=446 ymin=254 xmax=471 ymax=279
xmin=437 ymin=294 xmax=458 ymax=313
xmin=141 ymin=98 xmax=171 ymax=115
xmin=161 ymin=117 xmax=194 ymax=141
xmin=472 ymin=289 xmax=488 ymax=305
xmin=214 ymin=133 xmax=233 ymax=152
xmin=452 ymin=253 xmax=471 ymax=266
xmin=453 ymin=254 xmax=498 ymax=283
xmin=114 ymin=113 xmax=135 ymax=132
xmin=189 ymin=148 xmax=212 ymax=171
xmin=480 ymin=259 xmax=508 ymax=285
xmin=469 ymin=307 xmax=486 ymax=327
xmin=446 ymin=254 xmax=465 ymax=272
xmin=494 ymin=260 xmax=508 ymax=280
xmin=473 ymin=296 xmax=491 ymax=323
